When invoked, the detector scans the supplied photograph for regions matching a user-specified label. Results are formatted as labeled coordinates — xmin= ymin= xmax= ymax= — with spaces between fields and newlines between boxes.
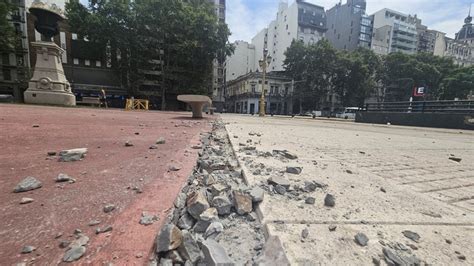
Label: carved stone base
xmin=24 ymin=90 xmax=76 ymax=106
xmin=24 ymin=41 xmax=76 ymax=106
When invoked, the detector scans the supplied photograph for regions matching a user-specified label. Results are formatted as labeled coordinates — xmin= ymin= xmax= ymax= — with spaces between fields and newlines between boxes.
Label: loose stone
xmin=402 ymin=230 xmax=420 ymax=242
xmin=103 ymin=204 xmax=116 ymax=213
xmin=59 ymin=148 xmax=88 ymax=162
xmin=324 ymin=194 xmax=336 ymax=207
xmin=20 ymin=197 xmax=34 ymax=204
xmin=14 ymin=177 xmax=42 ymax=193
xmin=286 ymin=166 xmax=302 ymax=175
xmin=155 ymin=224 xmax=183 ymax=253
xmin=354 ymin=232 xmax=369 ymax=246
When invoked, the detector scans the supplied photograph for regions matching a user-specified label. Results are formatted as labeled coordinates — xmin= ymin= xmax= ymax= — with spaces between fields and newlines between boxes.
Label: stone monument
xmin=24 ymin=1 xmax=75 ymax=106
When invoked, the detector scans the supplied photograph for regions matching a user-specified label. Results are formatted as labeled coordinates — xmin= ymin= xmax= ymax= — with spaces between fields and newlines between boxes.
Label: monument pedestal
xmin=24 ymin=42 xmax=76 ymax=106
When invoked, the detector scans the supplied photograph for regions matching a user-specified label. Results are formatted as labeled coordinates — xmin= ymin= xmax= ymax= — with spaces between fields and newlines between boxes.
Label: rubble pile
xmin=153 ymin=120 xmax=266 ymax=265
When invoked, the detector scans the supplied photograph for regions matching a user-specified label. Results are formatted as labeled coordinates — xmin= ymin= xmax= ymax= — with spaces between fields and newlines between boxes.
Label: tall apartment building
xmin=370 ymin=9 xmax=418 ymax=55
xmin=0 ymin=0 xmax=30 ymax=101
xmin=226 ymin=0 xmax=327 ymax=83
xmin=326 ymin=0 xmax=372 ymax=51
xmin=208 ymin=0 xmax=226 ymax=111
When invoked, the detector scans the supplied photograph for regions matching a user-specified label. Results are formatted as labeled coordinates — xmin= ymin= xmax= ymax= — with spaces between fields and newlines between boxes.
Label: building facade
xmin=225 ymin=71 xmax=293 ymax=115
xmin=209 ymin=0 xmax=226 ymax=110
xmin=326 ymin=0 xmax=372 ymax=51
xmin=370 ymin=9 xmax=418 ymax=55
xmin=226 ymin=0 xmax=327 ymax=85
xmin=0 ymin=0 xmax=30 ymax=101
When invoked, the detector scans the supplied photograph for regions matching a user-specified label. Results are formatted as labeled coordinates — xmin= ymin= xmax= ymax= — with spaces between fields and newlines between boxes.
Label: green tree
xmin=283 ymin=39 xmax=338 ymax=112
xmin=439 ymin=66 xmax=474 ymax=99
xmin=381 ymin=52 xmax=456 ymax=101
xmin=333 ymin=48 xmax=381 ymax=107
xmin=0 ymin=0 xmax=16 ymax=50
xmin=66 ymin=0 xmax=233 ymax=109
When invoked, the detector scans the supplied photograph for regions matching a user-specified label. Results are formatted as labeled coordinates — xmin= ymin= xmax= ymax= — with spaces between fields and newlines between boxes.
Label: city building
xmin=0 ymin=0 xmax=30 ymax=101
xmin=370 ymin=8 xmax=418 ymax=55
xmin=225 ymin=41 xmax=256 ymax=83
xmin=326 ymin=0 xmax=372 ymax=51
xmin=430 ymin=10 xmax=474 ymax=67
xmin=225 ymin=71 xmax=293 ymax=115
xmin=209 ymin=0 xmax=226 ymax=111
xmin=26 ymin=0 xmax=68 ymax=9
xmin=226 ymin=0 xmax=327 ymax=85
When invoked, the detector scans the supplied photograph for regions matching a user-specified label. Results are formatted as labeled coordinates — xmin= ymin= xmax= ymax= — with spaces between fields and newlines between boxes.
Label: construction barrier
xmin=125 ymin=99 xmax=149 ymax=111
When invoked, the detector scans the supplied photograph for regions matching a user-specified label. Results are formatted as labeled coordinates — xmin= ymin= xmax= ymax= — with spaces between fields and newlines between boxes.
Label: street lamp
xmin=258 ymin=48 xmax=272 ymax=117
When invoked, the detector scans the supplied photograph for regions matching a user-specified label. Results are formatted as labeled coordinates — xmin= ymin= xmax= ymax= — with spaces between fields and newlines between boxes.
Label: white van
xmin=336 ymin=107 xmax=359 ymax=119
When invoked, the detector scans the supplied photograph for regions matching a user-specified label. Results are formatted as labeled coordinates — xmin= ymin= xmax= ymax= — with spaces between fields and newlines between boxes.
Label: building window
xmin=2 ymin=69 xmax=11 ymax=80
xmin=73 ymin=58 xmax=79 ymax=65
xmin=85 ymin=59 xmax=90 ymax=66
xmin=251 ymin=84 xmax=256 ymax=93
xmin=286 ymin=24 xmax=288 ymax=30
xmin=96 ymin=60 xmax=101 ymax=67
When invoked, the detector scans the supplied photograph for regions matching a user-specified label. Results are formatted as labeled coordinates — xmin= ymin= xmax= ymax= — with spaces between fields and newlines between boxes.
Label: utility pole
xmin=258 ymin=48 xmax=272 ymax=117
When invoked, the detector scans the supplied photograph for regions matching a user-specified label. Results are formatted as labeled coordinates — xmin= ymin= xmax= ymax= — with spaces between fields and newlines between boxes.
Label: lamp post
xmin=258 ymin=48 xmax=272 ymax=117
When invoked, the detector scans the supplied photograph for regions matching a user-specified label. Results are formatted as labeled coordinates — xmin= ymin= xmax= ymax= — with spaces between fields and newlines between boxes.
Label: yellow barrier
xmin=125 ymin=99 xmax=149 ymax=111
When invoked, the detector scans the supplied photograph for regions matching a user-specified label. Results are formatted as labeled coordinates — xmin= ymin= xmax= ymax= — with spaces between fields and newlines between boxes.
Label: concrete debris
xmin=273 ymin=150 xmax=298 ymax=160
xmin=88 ymin=220 xmax=101 ymax=226
xmin=140 ymin=212 xmax=160 ymax=226
xmin=267 ymin=176 xmax=290 ymax=189
xmin=187 ymin=191 xmax=210 ymax=220
xmin=47 ymin=151 xmax=57 ymax=156
xmin=286 ymin=166 xmax=303 ymax=175
xmin=204 ymin=222 xmax=224 ymax=239
xmin=328 ymin=225 xmax=337 ymax=231
xmin=150 ymin=145 xmax=158 ymax=150
xmin=13 ymin=176 xmax=42 ymax=193
xmin=63 ymin=246 xmax=86 ymax=262
xmin=255 ymin=236 xmax=291 ymax=265
xmin=59 ymin=148 xmax=88 ymax=162
xmin=249 ymin=187 xmax=264 ymax=203
xmin=382 ymin=247 xmax=421 ymax=266
xmin=324 ymin=194 xmax=336 ymax=207
xmin=125 ymin=141 xmax=134 ymax=147
xmin=402 ymin=230 xmax=420 ymax=243
xmin=305 ymin=197 xmax=315 ymax=205
xmin=156 ymin=224 xmax=183 ymax=253
xmin=174 ymin=193 xmax=187 ymax=209
xmin=355 ymin=232 xmax=369 ymax=246
xmin=199 ymin=208 xmax=218 ymax=222
xmin=233 ymin=191 xmax=253 ymax=215
xmin=96 ymin=225 xmax=113 ymax=234
xmin=211 ymin=195 xmax=232 ymax=215
xmin=20 ymin=197 xmax=34 ymax=204
xmin=301 ymin=228 xmax=309 ymax=239
xmin=178 ymin=231 xmax=204 ymax=263
xmin=103 ymin=204 xmax=116 ymax=213
xmin=156 ymin=137 xmax=166 ymax=144
xmin=21 ymin=245 xmax=36 ymax=254
xmin=55 ymin=173 xmax=75 ymax=183
xmin=169 ymin=164 xmax=182 ymax=171
xmin=449 ymin=156 xmax=462 ymax=163
xmin=200 ymin=239 xmax=235 ymax=266
xmin=178 ymin=213 xmax=196 ymax=230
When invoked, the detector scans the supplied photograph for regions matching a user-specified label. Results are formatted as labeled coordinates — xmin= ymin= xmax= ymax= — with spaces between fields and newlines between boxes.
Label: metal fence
xmin=363 ymin=100 xmax=474 ymax=114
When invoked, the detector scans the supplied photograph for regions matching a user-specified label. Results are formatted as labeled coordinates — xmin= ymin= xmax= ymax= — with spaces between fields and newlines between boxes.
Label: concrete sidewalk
xmin=223 ymin=114 xmax=473 ymax=265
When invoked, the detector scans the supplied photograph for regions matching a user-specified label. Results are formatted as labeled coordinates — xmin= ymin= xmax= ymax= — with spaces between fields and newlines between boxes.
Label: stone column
xmin=24 ymin=42 xmax=76 ymax=106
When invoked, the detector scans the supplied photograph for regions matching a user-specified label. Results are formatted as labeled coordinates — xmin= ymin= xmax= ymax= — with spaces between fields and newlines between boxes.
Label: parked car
xmin=336 ymin=107 xmax=359 ymax=119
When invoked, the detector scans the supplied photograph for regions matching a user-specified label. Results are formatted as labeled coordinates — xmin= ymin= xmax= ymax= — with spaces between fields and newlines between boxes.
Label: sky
xmin=227 ymin=0 xmax=473 ymax=42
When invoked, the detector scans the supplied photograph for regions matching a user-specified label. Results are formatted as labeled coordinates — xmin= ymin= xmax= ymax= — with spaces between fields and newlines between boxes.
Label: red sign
xmin=413 ymin=86 xmax=425 ymax=97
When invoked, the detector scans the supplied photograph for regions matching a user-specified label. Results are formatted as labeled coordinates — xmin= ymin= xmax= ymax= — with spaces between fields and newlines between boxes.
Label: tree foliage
xmin=284 ymin=40 xmax=471 ymax=109
xmin=284 ymin=40 xmax=380 ymax=110
xmin=0 ymin=0 xmax=17 ymax=51
xmin=65 ymin=0 xmax=233 ymax=104
xmin=439 ymin=66 xmax=474 ymax=99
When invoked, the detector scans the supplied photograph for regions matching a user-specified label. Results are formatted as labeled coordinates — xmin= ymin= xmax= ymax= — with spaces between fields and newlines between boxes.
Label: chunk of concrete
xmin=233 ymin=191 xmax=253 ymax=215
xmin=178 ymin=231 xmax=204 ymax=263
xmin=255 ymin=236 xmax=290 ymax=265
xmin=13 ymin=177 xmax=42 ymax=193
xmin=155 ymin=224 xmax=183 ymax=253
xmin=199 ymin=239 xmax=234 ymax=266
xmin=187 ymin=191 xmax=210 ymax=219
xmin=58 ymin=148 xmax=88 ymax=162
